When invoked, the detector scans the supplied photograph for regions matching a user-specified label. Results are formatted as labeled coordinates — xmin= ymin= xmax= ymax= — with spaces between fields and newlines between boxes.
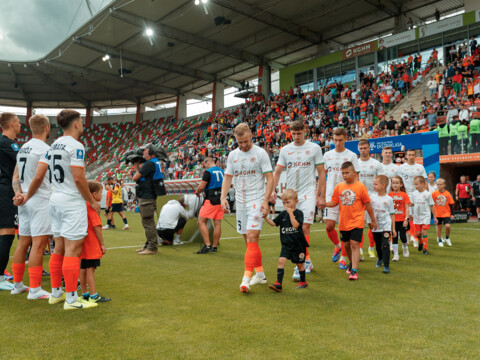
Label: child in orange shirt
xmin=389 ymin=175 xmax=411 ymax=261
xmin=431 ymin=178 xmax=455 ymax=247
xmin=79 ymin=181 xmax=110 ymax=304
xmin=326 ymin=162 xmax=376 ymax=280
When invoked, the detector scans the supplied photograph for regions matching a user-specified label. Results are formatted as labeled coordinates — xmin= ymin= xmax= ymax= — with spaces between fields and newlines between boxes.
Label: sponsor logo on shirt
xmin=76 ymin=149 xmax=84 ymax=159
xmin=11 ymin=143 xmax=20 ymax=151
xmin=287 ymin=161 xmax=312 ymax=169
xmin=234 ymin=170 xmax=256 ymax=176
xmin=281 ymin=226 xmax=299 ymax=234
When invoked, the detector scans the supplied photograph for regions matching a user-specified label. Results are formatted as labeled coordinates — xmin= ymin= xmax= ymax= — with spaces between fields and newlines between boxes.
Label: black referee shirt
xmin=0 ymin=134 xmax=19 ymax=188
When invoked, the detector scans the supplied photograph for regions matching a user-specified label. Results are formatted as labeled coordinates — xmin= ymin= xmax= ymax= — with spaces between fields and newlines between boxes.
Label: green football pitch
xmin=2 ymin=213 xmax=479 ymax=360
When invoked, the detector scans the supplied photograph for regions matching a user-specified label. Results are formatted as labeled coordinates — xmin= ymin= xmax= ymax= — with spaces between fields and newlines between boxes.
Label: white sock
xmin=340 ymin=256 xmax=347 ymax=262
xmin=392 ymin=244 xmax=399 ymax=255
xmin=14 ymin=281 xmax=23 ymax=289
xmin=242 ymin=276 xmax=250 ymax=283
xmin=174 ymin=234 xmax=180 ymax=241
xmin=368 ymin=246 xmax=374 ymax=251
xmin=255 ymin=271 xmax=265 ymax=279
xmin=66 ymin=291 xmax=78 ymax=304
xmin=29 ymin=286 xmax=41 ymax=293
xmin=52 ymin=287 xmax=63 ymax=298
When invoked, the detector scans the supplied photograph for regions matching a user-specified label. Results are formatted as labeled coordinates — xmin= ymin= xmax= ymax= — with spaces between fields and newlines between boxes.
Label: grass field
xmin=2 ymin=213 xmax=480 ymax=360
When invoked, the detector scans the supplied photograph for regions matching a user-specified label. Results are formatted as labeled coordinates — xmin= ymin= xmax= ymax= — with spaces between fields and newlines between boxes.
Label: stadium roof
xmin=0 ymin=0 xmax=464 ymax=109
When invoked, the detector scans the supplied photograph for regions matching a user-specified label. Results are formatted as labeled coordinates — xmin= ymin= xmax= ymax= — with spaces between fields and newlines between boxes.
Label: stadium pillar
xmin=212 ymin=81 xmax=224 ymax=115
xmin=260 ymin=65 xmax=271 ymax=99
xmin=175 ymin=95 xmax=187 ymax=120
xmin=85 ymin=106 xmax=91 ymax=128
xmin=135 ymin=103 xmax=145 ymax=124
xmin=26 ymin=104 xmax=32 ymax=127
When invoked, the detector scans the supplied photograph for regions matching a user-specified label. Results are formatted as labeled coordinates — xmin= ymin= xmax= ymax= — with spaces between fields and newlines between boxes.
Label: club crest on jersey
xmin=11 ymin=143 xmax=19 ymax=152
xmin=340 ymin=189 xmax=356 ymax=206
xmin=305 ymin=150 xmax=311 ymax=156
xmin=76 ymin=149 xmax=84 ymax=159
xmin=250 ymin=157 xmax=256 ymax=163
xmin=436 ymin=195 xmax=447 ymax=206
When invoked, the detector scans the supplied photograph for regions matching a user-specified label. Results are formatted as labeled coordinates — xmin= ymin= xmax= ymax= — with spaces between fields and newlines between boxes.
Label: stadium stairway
xmin=389 ymin=65 xmax=445 ymax=120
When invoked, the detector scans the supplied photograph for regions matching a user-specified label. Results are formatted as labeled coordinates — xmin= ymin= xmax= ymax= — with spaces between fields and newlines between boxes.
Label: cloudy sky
xmin=0 ymin=0 xmax=110 ymax=61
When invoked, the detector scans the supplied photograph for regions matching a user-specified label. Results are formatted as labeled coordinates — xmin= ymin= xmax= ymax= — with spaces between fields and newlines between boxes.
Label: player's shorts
xmin=49 ymin=194 xmax=87 ymax=241
xmin=236 ymin=204 xmax=263 ymax=235
xmin=0 ymin=186 xmax=17 ymax=229
xmin=111 ymin=203 xmax=124 ymax=212
xmin=199 ymin=200 xmax=224 ymax=220
xmin=80 ymin=259 xmax=101 ymax=269
xmin=280 ymin=246 xmax=307 ymax=264
xmin=475 ymin=196 xmax=480 ymax=207
xmin=18 ymin=196 xmax=51 ymax=237
xmin=298 ymin=197 xmax=316 ymax=225
xmin=458 ymin=198 xmax=471 ymax=210
xmin=340 ymin=228 xmax=363 ymax=242
xmin=437 ymin=217 xmax=451 ymax=225
xmin=414 ymin=224 xmax=430 ymax=232
xmin=323 ymin=205 xmax=339 ymax=222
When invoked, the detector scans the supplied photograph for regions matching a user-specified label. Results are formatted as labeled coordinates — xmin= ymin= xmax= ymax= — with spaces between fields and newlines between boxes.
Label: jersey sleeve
xmin=427 ymin=193 xmax=434 ymax=206
xmin=259 ymin=149 xmax=273 ymax=174
xmin=331 ymin=185 xmax=340 ymax=205
xmin=69 ymin=143 xmax=85 ymax=168
xmin=360 ymin=184 xmax=371 ymax=203
xmin=277 ymin=148 xmax=287 ymax=168
xmin=3 ymin=141 xmax=19 ymax=161
xmin=87 ymin=205 xmax=102 ymax=228
xmin=447 ymin=192 xmax=455 ymax=205
xmin=314 ymin=145 xmax=324 ymax=165
xmin=404 ymin=193 xmax=411 ymax=205
xmin=377 ymin=162 xmax=385 ymax=175
xmin=225 ymin=154 xmax=234 ymax=176
xmin=273 ymin=211 xmax=283 ymax=226
xmin=295 ymin=210 xmax=304 ymax=227
xmin=421 ymin=166 xmax=427 ymax=179
xmin=201 ymin=171 xmax=211 ymax=183
xmin=351 ymin=154 xmax=360 ymax=173
xmin=38 ymin=148 xmax=50 ymax=166
xmin=388 ymin=197 xmax=395 ymax=214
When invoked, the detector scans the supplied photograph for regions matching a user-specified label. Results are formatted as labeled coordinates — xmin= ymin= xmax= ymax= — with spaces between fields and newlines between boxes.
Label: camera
xmin=123 ymin=143 xmax=170 ymax=164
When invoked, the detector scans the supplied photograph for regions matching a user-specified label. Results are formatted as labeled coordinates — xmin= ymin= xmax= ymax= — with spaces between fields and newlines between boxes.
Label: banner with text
xmin=342 ymin=41 xmax=377 ymax=60
xmin=378 ymin=30 xmax=416 ymax=49
xmin=418 ymin=15 xmax=463 ymax=38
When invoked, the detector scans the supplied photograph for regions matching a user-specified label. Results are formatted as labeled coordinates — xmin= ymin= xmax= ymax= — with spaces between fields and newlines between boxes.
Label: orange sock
xmin=12 ymin=262 xmax=25 ymax=283
xmin=368 ymin=229 xmax=375 ymax=248
xmin=245 ymin=242 xmax=260 ymax=273
xmin=254 ymin=266 xmax=264 ymax=273
xmin=326 ymin=230 xmax=339 ymax=246
xmin=341 ymin=241 xmax=347 ymax=257
xmin=62 ymin=256 xmax=80 ymax=293
xmin=28 ymin=266 xmax=43 ymax=288
xmin=305 ymin=235 xmax=310 ymax=261
xmin=423 ymin=236 xmax=428 ymax=250
xmin=49 ymin=253 xmax=64 ymax=289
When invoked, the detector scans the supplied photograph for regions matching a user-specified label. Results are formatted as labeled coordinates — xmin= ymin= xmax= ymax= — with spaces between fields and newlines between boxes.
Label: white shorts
xmin=298 ymin=197 xmax=316 ymax=225
xmin=236 ymin=204 xmax=264 ymax=235
xmin=323 ymin=205 xmax=339 ymax=222
xmin=18 ymin=196 xmax=51 ymax=237
xmin=49 ymin=194 xmax=87 ymax=241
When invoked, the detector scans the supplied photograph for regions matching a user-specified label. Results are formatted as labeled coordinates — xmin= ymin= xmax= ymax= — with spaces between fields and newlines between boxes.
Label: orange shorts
xmin=199 ymin=200 xmax=224 ymax=220
xmin=414 ymin=224 xmax=430 ymax=233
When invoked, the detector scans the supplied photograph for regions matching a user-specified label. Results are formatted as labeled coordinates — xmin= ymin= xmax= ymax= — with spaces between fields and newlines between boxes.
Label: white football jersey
xmin=397 ymin=163 xmax=427 ymax=195
xmin=277 ymin=141 xmax=324 ymax=198
xmin=411 ymin=190 xmax=434 ymax=225
xmin=48 ymin=136 xmax=85 ymax=201
xmin=382 ymin=162 xmax=398 ymax=180
xmin=358 ymin=157 xmax=385 ymax=195
xmin=324 ymin=148 xmax=359 ymax=201
xmin=225 ymin=145 xmax=273 ymax=210
xmin=366 ymin=193 xmax=395 ymax=232
xmin=428 ymin=182 xmax=438 ymax=194
xmin=16 ymin=138 xmax=51 ymax=199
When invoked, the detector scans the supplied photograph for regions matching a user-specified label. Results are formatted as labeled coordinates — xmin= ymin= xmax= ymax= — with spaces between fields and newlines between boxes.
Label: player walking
xmin=397 ymin=149 xmax=428 ymax=247
xmin=357 ymin=139 xmax=385 ymax=258
xmin=47 ymin=109 xmax=100 ymax=310
xmin=323 ymin=128 xmax=359 ymax=269
xmin=10 ymin=115 xmax=52 ymax=299
xmin=220 ymin=123 xmax=273 ymax=293
xmin=271 ymin=120 xmax=326 ymax=280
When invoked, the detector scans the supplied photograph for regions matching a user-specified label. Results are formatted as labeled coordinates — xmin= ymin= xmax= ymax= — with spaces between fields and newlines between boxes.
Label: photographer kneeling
xmin=131 ymin=145 xmax=166 ymax=255
xmin=156 ymin=197 xmax=190 ymax=246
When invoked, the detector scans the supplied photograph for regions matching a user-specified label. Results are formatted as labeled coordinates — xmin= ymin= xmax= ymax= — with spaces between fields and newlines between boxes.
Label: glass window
xmin=398 ymin=39 xmax=418 ymax=57
xmin=358 ymin=53 xmax=374 ymax=67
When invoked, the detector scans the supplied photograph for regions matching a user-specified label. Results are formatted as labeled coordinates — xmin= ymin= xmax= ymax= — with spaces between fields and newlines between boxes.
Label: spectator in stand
xmin=459 ymin=104 xmax=469 ymax=122
xmin=427 ymin=109 xmax=438 ymax=130
xmin=470 ymin=36 xmax=478 ymax=55
xmin=434 ymin=8 xmax=440 ymax=21
xmin=427 ymin=76 xmax=437 ymax=99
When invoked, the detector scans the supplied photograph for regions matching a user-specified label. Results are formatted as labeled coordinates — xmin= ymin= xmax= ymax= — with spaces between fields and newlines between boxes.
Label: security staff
xmin=132 ymin=145 xmax=165 ymax=255
xmin=0 ymin=112 xmax=21 ymax=291
xmin=437 ymin=117 xmax=449 ymax=155
xmin=195 ymin=157 xmax=225 ymax=254
xmin=449 ymin=116 xmax=460 ymax=155
xmin=470 ymin=117 xmax=480 ymax=153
